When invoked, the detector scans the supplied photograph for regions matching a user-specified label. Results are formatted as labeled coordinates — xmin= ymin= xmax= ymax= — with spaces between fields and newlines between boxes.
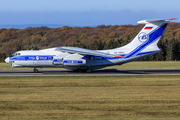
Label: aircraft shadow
xmin=0 ymin=69 xmax=180 ymax=75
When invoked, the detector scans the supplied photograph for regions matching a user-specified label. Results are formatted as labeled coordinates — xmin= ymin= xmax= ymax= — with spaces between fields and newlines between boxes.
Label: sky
xmin=0 ymin=0 xmax=180 ymax=28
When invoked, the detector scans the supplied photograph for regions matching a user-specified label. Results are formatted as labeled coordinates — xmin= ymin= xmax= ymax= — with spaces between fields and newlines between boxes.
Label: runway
xmin=0 ymin=69 xmax=180 ymax=76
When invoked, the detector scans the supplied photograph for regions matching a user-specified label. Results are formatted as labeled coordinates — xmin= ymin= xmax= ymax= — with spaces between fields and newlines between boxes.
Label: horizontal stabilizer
xmin=137 ymin=18 xmax=177 ymax=24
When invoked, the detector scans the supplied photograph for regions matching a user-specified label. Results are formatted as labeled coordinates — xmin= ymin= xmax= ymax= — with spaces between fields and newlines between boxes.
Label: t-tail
xmin=114 ymin=18 xmax=177 ymax=58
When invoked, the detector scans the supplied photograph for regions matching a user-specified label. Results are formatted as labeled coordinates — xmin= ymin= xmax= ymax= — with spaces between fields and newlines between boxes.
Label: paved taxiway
xmin=0 ymin=69 xmax=180 ymax=76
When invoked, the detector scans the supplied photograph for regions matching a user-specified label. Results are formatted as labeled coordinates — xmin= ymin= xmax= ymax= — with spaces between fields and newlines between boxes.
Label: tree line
xmin=0 ymin=22 xmax=180 ymax=62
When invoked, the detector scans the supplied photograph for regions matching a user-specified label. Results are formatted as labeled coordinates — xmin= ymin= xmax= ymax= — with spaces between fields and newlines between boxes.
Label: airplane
xmin=5 ymin=18 xmax=177 ymax=73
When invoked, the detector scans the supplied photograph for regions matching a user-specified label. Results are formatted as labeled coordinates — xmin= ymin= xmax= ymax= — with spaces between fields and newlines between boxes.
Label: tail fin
xmin=116 ymin=18 xmax=177 ymax=58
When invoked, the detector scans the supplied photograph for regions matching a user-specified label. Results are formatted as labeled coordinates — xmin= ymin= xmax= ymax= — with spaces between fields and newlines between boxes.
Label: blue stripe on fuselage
xmin=9 ymin=55 xmax=55 ymax=61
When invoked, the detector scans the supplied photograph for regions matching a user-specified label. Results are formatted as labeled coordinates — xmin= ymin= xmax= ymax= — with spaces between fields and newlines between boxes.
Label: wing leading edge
xmin=56 ymin=47 xmax=115 ymax=58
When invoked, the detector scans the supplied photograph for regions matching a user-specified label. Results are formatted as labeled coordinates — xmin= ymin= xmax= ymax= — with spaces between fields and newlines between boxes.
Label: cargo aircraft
xmin=5 ymin=18 xmax=177 ymax=73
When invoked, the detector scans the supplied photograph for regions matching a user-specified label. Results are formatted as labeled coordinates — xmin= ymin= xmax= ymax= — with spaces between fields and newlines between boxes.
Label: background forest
xmin=0 ymin=22 xmax=180 ymax=62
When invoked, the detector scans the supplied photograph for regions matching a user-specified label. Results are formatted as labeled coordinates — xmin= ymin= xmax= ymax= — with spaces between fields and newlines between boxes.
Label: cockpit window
xmin=9 ymin=52 xmax=21 ymax=57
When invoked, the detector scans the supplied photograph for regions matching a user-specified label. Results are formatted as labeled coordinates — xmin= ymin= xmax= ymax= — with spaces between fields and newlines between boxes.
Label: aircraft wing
xmin=56 ymin=47 xmax=115 ymax=58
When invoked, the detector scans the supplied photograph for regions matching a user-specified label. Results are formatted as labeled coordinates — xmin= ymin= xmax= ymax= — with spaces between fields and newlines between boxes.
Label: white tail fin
xmin=115 ymin=18 xmax=177 ymax=58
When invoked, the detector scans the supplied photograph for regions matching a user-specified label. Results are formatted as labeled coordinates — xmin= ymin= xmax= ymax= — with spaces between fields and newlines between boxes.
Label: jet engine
xmin=63 ymin=54 xmax=86 ymax=66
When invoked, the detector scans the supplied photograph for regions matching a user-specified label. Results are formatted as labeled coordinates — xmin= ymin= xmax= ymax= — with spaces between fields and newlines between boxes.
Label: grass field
xmin=0 ymin=76 xmax=180 ymax=120
xmin=0 ymin=61 xmax=180 ymax=70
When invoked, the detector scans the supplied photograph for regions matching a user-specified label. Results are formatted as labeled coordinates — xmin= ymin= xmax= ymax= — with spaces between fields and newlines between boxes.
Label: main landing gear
xmin=33 ymin=68 xmax=39 ymax=73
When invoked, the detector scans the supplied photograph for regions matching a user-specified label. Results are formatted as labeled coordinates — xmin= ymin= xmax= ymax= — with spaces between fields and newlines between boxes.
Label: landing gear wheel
xmin=86 ymin=69 xmax=92 ymax=73
xmin=33 ymin=68 xmax=39 ymax=73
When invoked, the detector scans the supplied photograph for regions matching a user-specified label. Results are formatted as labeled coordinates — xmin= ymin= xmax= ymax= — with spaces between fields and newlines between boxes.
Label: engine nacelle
xmin=53 ymin=56 xmax=63 ymax=65
xmin=63 ymin=54 xmax=86 ymax=66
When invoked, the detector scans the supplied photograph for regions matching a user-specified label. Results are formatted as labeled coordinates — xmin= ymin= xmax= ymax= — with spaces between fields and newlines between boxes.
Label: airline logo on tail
xmin=138 ymin=32 xmax=149 ymax=43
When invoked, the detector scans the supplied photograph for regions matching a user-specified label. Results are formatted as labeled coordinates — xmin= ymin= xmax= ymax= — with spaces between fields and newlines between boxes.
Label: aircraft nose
xmin=5 ymin=57 xmax=9 ymax=63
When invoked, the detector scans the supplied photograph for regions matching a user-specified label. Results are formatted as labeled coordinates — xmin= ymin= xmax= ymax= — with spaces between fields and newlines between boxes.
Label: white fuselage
xmin=5 ymin=47 xmax=146 ymax=70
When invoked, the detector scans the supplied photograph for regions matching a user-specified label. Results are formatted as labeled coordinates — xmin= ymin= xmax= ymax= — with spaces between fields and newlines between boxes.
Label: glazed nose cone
xmin=5 ymin=57 xmax=9 ymax=63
